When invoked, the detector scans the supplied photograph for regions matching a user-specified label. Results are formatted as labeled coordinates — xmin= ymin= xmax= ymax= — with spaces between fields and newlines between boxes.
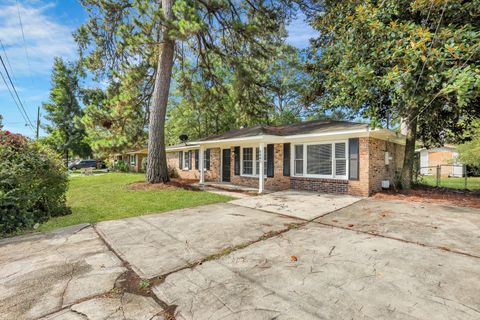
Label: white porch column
xmin=258 ymin=142 xmax=265 ymax=193
xmin=199 ymin=146 xmax=205 ymax=184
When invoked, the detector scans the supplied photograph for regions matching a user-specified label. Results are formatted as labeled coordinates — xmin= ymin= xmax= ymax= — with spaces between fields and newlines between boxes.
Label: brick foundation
xmin=290 ymin=177 xmax=348 ymax=194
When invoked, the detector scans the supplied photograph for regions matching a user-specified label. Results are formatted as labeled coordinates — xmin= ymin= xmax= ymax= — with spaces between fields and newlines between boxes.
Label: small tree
xmin=43 ymin=58 xmax=91 ymax=164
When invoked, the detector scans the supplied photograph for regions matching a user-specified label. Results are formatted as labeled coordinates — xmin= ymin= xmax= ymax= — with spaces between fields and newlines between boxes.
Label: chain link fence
xmin=414 ymin=164 xmax=480 ymax=190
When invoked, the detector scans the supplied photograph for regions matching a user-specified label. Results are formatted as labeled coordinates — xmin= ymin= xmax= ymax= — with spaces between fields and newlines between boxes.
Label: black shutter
xmin=206 ymin=149 xmax=211 ymax=170
xmin=283 ymin=143 xmax=290 ymax=176
xmin=234 ymin=146 xmax=240 ymax=175
xmin=195 ymin=150 xmax=199 ymax=170
xmin=179 ymin=151 xmax=183 ymax=169
xmin=188 ymin=151 xmax=193 ymax=170
xmin=348 ymin=138 xmax=359 ymax=180
xmin=267 ymin=144 xmax=274 ymax=177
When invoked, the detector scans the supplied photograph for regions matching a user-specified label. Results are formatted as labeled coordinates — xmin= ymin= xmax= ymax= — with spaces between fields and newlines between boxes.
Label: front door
xmin=222 ymin=149 xmax=231 ymax=182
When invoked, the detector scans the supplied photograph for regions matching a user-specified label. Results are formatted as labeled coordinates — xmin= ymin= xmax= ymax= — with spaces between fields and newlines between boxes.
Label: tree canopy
xmin=42 ymin=58 xmax=91 ymax=163
xmin=305 ymin=0 xmax=480 ymax=186
xmin=75 ymin=0 xmax=301 ymax=182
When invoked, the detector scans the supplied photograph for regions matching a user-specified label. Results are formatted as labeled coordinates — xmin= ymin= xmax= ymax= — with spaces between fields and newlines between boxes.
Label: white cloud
xmin=0 ymin=1 xmax=76 ymax=76
xmin=286 ymin=13 xmax=318 ymax=49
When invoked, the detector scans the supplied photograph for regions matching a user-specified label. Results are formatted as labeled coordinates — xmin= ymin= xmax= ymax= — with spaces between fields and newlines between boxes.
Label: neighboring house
xmin=112 ymin=149 xmax=147 ymax=173
xmin=125 ymin=148 xmax=147 ymax=173
xmin=417 ymin=146 xmax=464 ymax=177
xmin=162 ymin=120 xmax=405 ymax=196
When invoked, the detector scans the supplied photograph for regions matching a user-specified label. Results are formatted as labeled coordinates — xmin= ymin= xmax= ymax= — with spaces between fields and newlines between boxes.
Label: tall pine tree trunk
xmin=401 ymin=117 xmax=417 ymax=189
xmin=147 ymin=0 xmax=175 ymax=183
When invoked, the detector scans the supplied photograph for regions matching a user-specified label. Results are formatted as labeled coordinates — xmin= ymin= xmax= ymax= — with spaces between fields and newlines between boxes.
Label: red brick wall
xmin=291 ymin=177 xmax=348 ymax=194
xmin=367 ymin=138 xmax=404 ymax=194
xmin=166 ymin=149 xmax=221 ymax=182
xmin=229 ymin=144 xmax=290 ymax=191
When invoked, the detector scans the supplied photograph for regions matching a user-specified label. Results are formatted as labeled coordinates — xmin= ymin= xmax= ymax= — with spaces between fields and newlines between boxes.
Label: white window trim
xmin=240 ymin=146 xmax=266 ymax=177
xmin=291 ymin=140 xmax=349 ymax=180
xmin=130 ymin=155 xmax=136 ymax=166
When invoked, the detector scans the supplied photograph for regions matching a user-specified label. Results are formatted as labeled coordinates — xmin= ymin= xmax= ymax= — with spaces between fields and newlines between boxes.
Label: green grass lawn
xmin=38 ymin=173 xmax=233 ymax=232
xmin=417 ymin=176 xmax=480 ymax=190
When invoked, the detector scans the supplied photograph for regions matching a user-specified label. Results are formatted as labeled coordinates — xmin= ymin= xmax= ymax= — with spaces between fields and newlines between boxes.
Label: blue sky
xmin=0 ymin=0 xmax=317 ymax=137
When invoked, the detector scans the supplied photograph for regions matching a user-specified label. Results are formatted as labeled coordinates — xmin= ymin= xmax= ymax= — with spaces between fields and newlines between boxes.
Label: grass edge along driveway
xmin=38 ymin=173 xmax=233 ymax=232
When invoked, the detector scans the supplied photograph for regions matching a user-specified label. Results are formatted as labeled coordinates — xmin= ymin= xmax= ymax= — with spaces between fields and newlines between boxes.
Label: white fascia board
xmin=190 ymin=129 xmax=370 ymax=146
xmin=283 ymin=128 xmax=370 ymax=140
xmin=190 ymin=135 xmax=281 ymax=145
xmin=166 ymin=145 xmax=200 ymax=152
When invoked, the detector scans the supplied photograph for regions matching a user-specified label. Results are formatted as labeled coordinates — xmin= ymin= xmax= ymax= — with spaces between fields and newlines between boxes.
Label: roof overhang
xmin=166 ymin=144 xmax=200 ymax=152
xmin=189 ymin=128 xmax=376 ymax=146
xmin=168 ymin=128 xmax=406 ymax=149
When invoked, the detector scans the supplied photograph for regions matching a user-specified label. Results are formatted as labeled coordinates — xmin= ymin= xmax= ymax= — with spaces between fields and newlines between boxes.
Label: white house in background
xmin=417 ymin=145 xmax=464 ymax=177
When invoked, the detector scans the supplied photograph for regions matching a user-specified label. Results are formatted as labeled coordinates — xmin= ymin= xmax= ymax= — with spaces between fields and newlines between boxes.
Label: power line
xmin=0 ymin=68 xmax=34 ymax=132
xmin=15 ymin=0 xmax=33 ymax=80
xmin=0 ymin=53 xmax=35 ymax=131
xmin=0 ymin=39 xmax=17 ymax=84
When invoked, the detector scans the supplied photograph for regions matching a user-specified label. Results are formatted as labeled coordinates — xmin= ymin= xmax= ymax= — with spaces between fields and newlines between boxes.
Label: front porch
xmin=191 ymin=181 xmax=274 ymax=196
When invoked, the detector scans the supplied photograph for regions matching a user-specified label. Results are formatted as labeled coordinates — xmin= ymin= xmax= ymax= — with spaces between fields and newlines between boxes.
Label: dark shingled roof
xmin=196 ymin=120 xmax=369 ymax=142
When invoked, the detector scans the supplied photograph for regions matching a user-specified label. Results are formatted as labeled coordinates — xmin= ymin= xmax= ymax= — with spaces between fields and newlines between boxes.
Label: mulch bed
xmin=127 ymin=179 xmax=200 ymax=191
xmin=372 ymin=187 xmax=480 ymax=208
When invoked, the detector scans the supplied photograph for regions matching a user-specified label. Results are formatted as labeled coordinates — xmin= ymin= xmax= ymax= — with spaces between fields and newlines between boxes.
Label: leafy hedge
xmin=0 ymin=130 xmax=71 ymax=236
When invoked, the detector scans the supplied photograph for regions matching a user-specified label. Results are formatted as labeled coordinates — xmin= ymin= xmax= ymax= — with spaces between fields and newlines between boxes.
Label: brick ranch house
xmin=162 ymin=120 xmax=405 ymax=196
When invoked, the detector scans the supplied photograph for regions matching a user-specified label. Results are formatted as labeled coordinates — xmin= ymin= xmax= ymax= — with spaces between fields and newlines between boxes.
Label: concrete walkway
xmin=230 ymin=190 xmax=363 ymax=220
xmin=1 ymin=191 xmax=479 ymax=320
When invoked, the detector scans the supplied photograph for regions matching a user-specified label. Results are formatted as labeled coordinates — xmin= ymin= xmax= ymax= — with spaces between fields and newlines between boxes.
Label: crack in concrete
xmin=314 ymin=221 xmax=480 ymax=260
xmin=91 ymin=225 xmax=178 ymax=320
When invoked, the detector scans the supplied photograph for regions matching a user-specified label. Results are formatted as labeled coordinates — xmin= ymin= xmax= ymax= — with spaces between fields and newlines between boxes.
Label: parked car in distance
xmin=69 ymin=159 xmax=100 ymax=171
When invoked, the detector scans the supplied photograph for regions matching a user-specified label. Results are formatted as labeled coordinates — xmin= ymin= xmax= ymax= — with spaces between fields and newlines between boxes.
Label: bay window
xmin=293 ymin=141 xmax=348 ymax=179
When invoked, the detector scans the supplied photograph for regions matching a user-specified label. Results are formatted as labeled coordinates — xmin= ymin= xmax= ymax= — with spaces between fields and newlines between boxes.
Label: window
xmin=293 ymin=141 xmax=348 ymax=179
xmin=130 ymin=155 xmax=136 ymax=166
xmin=255 ymin=147 xmax=267 ymax=175
xmin=294 ymin=145 xmax=303 ymax=175
xmin=204 ymin=149 xmax=210 ymax=170
xmin=183 ymin=151 xmax=191 ymax=170
xmin=242 ymin=148 xmax=253 ymax=175
xmin=335 ymin=143 xmax=347 ymax=176
xmin=307 ymin=144 xmax=332 ymax=175
xmin=241 ymin=147 xmax=268 ymax=176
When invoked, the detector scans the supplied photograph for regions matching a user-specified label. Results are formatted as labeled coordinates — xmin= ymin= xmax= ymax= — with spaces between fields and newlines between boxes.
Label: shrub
xmin=168 ymin=165 xmax=179 ymax=178
xmin=0 ymin=131 xmax=71 ymax=236
xmin=141 ymin=157 xmax=147 ymax=173
xmin=114 ymin=160 xmax=130 ymax=172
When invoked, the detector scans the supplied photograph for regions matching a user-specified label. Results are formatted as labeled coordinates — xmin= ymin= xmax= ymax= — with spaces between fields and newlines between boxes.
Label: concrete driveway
xmin=0 ymin=224 xmax=160 ymax=319
xmin=1 ymin=191 xmax=479 ymax=319
xmin=229 ymin=190 xmax=363 ymax=220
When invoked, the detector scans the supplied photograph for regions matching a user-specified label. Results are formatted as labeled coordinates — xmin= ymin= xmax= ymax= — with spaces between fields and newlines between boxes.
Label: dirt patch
xmin=373 ymin=187 xmax=480 ymax=208
xmin=128 ymin=179 xmax=200 ymax=191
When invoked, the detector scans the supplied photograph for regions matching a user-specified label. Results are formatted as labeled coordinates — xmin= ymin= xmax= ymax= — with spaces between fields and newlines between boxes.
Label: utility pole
xmin=35 ymin=106 xmax=40 ymax=139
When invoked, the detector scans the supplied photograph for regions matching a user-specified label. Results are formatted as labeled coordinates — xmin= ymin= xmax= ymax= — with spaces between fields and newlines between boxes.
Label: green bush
xmin=168 ymin=165 xmax=179 ymax=178
xmin=114 ymin=160 xmax=130 ymax=172
xmin=0 ymin=131 xmax=71 ymax=236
